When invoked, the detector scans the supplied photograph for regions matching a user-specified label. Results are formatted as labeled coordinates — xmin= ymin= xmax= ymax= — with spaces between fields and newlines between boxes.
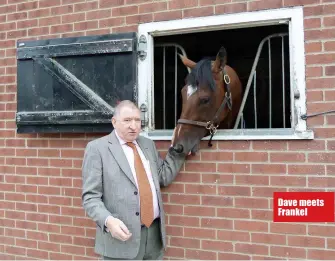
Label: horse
xmin=171 ymin=46 xmax=243 ymax=155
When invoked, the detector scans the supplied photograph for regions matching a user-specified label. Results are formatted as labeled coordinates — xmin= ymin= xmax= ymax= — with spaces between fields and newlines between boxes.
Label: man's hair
xmin=113 ymin=100 xmax=140 ymax=119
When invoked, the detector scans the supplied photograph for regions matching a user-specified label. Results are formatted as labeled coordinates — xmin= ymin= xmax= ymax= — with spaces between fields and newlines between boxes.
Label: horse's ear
xmin=178 ymin=54 xmax=196 ymax=69
xmin=213 ymin=46 xmax=227 ymax=72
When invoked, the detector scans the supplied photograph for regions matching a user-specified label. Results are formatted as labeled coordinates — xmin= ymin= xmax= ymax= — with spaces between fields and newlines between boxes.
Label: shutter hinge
xmin=140 ymin=103 xmax=148 ymax=128
xmin=138 ymin=35 xmax=147 ymax=61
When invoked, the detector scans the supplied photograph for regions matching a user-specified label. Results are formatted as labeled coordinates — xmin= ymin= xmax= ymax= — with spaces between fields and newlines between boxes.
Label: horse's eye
xmin=199 ymin=97 xmax=210 ymax=105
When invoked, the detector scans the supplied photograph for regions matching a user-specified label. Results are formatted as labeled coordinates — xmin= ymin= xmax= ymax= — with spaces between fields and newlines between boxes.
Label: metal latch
xmin=140 ymin=103 xmax=148 ymax=128
xmin=138 ymin=35 xmax=147 ymax=61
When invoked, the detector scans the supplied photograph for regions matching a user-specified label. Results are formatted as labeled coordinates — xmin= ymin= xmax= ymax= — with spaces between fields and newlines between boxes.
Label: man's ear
xmin=111 ymin=117 xmax=116 ymax=126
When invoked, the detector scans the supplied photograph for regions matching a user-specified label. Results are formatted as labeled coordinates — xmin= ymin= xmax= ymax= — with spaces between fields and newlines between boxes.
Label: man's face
xmin=112 ymin=106 xmax=141 ymax=142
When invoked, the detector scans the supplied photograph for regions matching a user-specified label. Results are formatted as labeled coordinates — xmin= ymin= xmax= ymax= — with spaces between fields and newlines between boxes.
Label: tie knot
xmin=126 ymin=142 xmax=136 ymax=150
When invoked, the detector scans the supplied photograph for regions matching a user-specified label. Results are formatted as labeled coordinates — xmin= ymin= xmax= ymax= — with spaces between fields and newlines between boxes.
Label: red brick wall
xmin=1 ymin=0 xmax=335 ymax=259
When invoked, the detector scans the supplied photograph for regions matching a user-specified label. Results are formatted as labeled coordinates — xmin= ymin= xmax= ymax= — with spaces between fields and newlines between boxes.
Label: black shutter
xmin=16 ymin=32 xmax=137 ymax=133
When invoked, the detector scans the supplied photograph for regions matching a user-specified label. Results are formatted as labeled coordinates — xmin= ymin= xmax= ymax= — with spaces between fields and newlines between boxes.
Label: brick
xmin=113 ymin=5 xmax=138 ymax=16
xmin=154 ymin=10 xmax=182 ymax=22
xmin=185 ymin=249 xmax=217 ymax=260
xmin=308 ymin=249 xmax=335 ymax=260
xmin=284 ymin=0 xmax=319 ymax=6
xmin=61 ymin=244 xmax=86 ymax=255
xmin=288 ymin=165 xmax=325 ymax=175
xmin=139 ymin=2 xmax=167 ymax=13
xmin=170 ymin=237 xmax=200 ymax=248
xmin=270 ymin=176 xmax=307 ymax=186
xmin=185 ymin=206 xmax=215 ymax=216
xmin=270 ymin=246 xmax=306 ymax=259
xmin=217 ymin=207 xmax=250 ymax=219
xmin=62 ymin=13 xmax=85 ymax=23
xmin=219 ymin=253 xmax=251 ymax=260
xmin=235 ymin=197 xmax=268 ymax=209
xmin=185 ymin=184 xmax=216 ymax=194
xmin=51 ymin=24 xmax=73 ymax=34
xmin=27 ymin=249 xmax=49 ymax=259
xmin=38 ymin=167 xmax=60 ymax=176
xmin=288 ymin=235 xmax=325 ymax=248
xmin=218 ymin=163 xmax=250 ymax=173
xmin=219 ymin=185 xmax=251 ymax=196
xmin=327 ymin=165 xmax=335 ymax=175
xmin=253 ymin=140 xmax=287 ymax=150
xmin=201 ymin=218 xmax=233 ymax=229
xmin=252 ymin=164 xmax=286 ymax=174
xmin=175 ymin=172 xmax=201 ymax=183
xmin=184 ymin=227 xmax=216 ymax=239
xmin=201 ymin=151 xmax=233 ymax=161
xmin=16 ymin=220 xmax=37 ymax=230
xmin=38 ymin=241 xmax=60 ymax=252
xmin=169 ymin=0 xmax=197 ymax=9
xmin=73 ymin=217 xmax=94 ymax=227
xmin=235 ymin=220 xmax=268 ymax=232
xmin=5 ymin=227 xmax=25 ymax=237
xmin=201 ymin=173 xmax=233 ymax=184
xmin=61 ymin=206 xmax=86 ymax=217
xmin=99 ymin=0 xmax=124 ymax=8
xmin=6 ymin=246 xmax=26 ymax=256
xmin=305 ymin=18 xmax=322 ymax=29
xmin=184 ymin=6 xmax=214 ymax=18
xmin=216 ymin=3 xmax=247 ymax=14
xmin=26 ymin=194 xmax=48 ymax=204
xmin=99 ymin=17 xmax=125 ymax=28
xmin=27 ymin=231 xmax=48 ymax=241
xmin=50 ymin=159 xmax=72 ymax=167
xmin=16 ymin=202 xmax=37 ymax=212
xmin=308 ymin=177 xmax=335 ymax=187
xmin=63 ymin=188 xmax=81 ymax=197
xmin=202 ymin=195 xmax=233 ymax=206
xmin=166 ymin=225 xmax=183 ymax=237
xmin=325 ymin=40 xmax=335 ymax=51
xmin=164 ymin=247 xmax=184 ymax=258
xmin=236 ymin=175 xmax=269 ymax=185
xmin=236 ymin=243 xmax=269 ymax=255
xmin=309 ymin=152 xmax=335 ymax=163
xmin=16 ymin=239 xmax=37 ymax=249
xmin=50 ymin=253 xmax=72 ymax=260
xmin=170 ymin=194 xmax=200 ymax=205
xmin=251 ymin=210 xmax=273 ymax=221
xmin=271 ymin=223 xmax=306 ymax=234
xmin=248 ymin=0 xmax=283 ymax=11
xmin=235 ymin=152 xmax=268 ymax=162
xmin=218 ymin=230 xmax=250 ymax=242
xmin=252 ymin=233 xmax=286 ymax=245
xmin=38 ymin=186 xmax=60 ymax=195
xmin=74 ymin=21 xmax=98 ymax=31
xmin=38 ymin=149 xmax=60 ymax=157
xmin=185 ymin=162 xmax=216 ymax=172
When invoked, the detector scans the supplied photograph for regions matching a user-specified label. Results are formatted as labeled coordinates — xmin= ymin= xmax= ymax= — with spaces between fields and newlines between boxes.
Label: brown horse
xmin=171 ymin=46 xmax=243 ymax=155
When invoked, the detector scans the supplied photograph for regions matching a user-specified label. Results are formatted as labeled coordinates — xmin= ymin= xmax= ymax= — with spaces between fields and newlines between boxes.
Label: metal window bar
xmin=234 ymin=33 xmax=289 ymax=129
xmin=155 ymin=43 xmax=190 ymax=128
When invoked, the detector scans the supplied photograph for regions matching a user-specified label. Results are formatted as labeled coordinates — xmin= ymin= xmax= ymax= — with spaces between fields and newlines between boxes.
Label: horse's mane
xmin=186 ymin=58 xmax=216 ymax=91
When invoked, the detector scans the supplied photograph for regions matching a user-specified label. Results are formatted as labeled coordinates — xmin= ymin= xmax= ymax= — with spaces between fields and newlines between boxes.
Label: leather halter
xmin=177 ymin=68 xmax=232 ymax=147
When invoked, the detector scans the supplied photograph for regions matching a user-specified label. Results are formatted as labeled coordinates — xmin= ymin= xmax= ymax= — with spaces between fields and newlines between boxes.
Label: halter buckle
xmin=206 ymin=121 xmax=219 ymax=135
xmin=224 ymin=74 xmax=230 ymax=84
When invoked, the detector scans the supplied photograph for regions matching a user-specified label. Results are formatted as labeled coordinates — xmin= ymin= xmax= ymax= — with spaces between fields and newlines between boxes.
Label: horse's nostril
xmin=173 ymin=144 xmax=184 ymax=153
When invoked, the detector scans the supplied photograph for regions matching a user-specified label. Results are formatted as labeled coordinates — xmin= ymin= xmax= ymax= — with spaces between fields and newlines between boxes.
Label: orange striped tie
xmin=127 ymin=142 xmax=154 ymax=228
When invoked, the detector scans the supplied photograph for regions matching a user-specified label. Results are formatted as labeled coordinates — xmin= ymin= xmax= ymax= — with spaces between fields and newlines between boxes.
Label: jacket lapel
xmin=136 ymin=137 xmax=160 ymax=189
xmin=108 ymin=131 xmax=136 ymax=187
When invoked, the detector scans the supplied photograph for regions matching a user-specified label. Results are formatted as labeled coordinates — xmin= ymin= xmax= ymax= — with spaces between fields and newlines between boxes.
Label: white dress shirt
xmin=105 ymin=131 xmax=160 ymax=228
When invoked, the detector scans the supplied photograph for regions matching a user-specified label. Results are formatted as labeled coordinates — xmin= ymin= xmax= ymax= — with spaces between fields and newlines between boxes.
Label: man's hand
xmin=106 ymin=216 xmax=132 ymax=241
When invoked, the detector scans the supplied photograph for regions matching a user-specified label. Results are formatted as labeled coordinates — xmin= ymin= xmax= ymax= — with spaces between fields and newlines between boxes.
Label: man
xmin=82 ymin=100 xmax=187 ymax=260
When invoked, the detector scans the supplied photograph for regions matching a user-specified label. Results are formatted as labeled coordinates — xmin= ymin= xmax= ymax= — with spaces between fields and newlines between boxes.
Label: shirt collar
xmin=114 ymin=130 xmax=138 ymax=146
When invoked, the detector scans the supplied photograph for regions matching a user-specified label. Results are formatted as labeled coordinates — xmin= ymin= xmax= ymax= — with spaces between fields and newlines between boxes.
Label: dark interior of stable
xmin=153 ymin=24 xmax=290 ymax=130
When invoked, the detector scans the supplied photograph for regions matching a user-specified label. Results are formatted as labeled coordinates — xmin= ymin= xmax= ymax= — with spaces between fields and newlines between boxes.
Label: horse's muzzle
xmin=172 ymin=144 xmax=184 ymax=153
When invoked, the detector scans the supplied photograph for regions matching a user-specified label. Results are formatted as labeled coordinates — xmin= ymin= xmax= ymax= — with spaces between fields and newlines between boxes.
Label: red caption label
xmin=273 ymin=192 xmax=335 ymax=222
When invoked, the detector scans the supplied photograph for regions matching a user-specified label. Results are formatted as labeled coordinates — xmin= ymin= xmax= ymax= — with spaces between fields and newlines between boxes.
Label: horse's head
xmin=171 ymin=46 xmax=235 ymax=155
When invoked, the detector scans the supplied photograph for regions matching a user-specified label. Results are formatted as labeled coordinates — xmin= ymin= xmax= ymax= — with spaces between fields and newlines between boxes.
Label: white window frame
xmin=138 ymin=6 xmax=314 ymax=141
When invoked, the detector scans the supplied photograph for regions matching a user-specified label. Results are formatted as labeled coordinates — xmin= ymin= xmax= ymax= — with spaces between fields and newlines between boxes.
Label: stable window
xmin=138 ymin=6 xmax=314 ymax=140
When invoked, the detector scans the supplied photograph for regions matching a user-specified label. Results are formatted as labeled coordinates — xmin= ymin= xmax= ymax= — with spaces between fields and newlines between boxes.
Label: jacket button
xmin=134 ymin=191 xmax=138 ymax=195
xmin=136 ymin=212 xmax=139 ymax=216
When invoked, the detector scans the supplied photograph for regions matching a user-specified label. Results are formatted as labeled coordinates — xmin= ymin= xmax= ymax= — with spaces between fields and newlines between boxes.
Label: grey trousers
xmin=103 ymin=218 xmax=164 ymax=260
